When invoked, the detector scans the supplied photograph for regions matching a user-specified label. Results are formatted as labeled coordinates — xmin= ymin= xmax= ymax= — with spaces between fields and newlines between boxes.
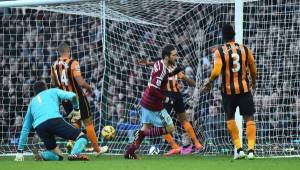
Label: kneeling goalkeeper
xmin=15 ymin=81 xmax=89 ymax=161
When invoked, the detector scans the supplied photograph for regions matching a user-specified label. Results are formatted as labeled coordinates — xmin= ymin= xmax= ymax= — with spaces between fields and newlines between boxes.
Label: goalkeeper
xmin=15 ymin=81 xmax=89 ymax=161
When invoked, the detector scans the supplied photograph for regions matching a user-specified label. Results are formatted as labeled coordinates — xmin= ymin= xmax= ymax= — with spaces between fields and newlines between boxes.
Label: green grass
xmin=1 ymin=155 xmax=300 ymax=170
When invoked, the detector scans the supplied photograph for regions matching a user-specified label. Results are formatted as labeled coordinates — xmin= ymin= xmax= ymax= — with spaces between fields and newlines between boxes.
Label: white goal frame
xmin=0 ymin=0 xmax=255 ymax=158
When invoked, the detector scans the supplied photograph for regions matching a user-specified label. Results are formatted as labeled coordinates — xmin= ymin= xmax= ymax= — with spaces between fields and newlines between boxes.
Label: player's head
xmin=58 ymin=41 xmax=70 ymax=56
xmin=162 ymin=45 xmax=177 ymax=65
xmin=222 ymin=24 xmax=235 ymax=42
xmin=33 ymin=81 xmax=48 ymax=95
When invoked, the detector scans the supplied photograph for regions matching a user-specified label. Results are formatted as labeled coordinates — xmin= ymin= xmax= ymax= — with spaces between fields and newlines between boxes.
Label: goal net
xmin=0 ymin=0 xmax=299 ymax=157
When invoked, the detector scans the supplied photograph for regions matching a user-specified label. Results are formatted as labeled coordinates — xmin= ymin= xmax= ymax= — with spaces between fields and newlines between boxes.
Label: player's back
xmin=140 ymin=60 xmax=169 ymax=111
xmin=216 ymin=41 xmax=255 ymax=95
xmin=29 ymin=88 xmax=76 ymax=128
xmin=51 ymin=57 xmax=83 ymax=95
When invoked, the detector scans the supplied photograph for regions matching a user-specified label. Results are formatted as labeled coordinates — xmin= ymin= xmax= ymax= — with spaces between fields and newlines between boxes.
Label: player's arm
xmin=136 ymin=59 xmax=155 ymax=66
xmin=56 ymin=88 xmax=80 ymax=123
xmin=15 ymin=106 xmax=33 ymax=161
xmin=50 ymin=66 xmax=59 ymax=87
xmin=75 ymin=76 xmax=92 ymax=93
xmin=209 ymin=50 xmax=223 ymax=82
xmin=202 ymin=50 xmax=223 ymax=92
xmin=247 ymin=48 xmax=257 ymax=90
xmin=178 ymin=72 xmax=196 ymax=87
xmin=72 ymin=61 xmax=93 ymax=93
xmin=55 ymin=88 xmax=79 ymax=110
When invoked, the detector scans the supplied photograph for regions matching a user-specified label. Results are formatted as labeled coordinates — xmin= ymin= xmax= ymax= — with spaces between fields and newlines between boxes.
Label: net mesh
xmin=0 ymin=0 xmax=299 ymax=157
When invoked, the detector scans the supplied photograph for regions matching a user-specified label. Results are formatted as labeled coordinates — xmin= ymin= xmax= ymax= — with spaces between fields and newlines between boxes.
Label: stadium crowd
xmin=0 ymin=0 xmax=299 ymax=153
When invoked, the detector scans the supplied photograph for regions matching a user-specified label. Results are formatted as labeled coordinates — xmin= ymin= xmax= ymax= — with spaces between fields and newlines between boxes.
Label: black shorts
xmin=222 ymin=92 xmax=255 ymax=119
xmin=163 ymin=91 xmax=185 ymax=114
xmin=35 ymin=118 xmax=81 ymax=150
xmin=62 ymin=94 xmax=92 ymax=120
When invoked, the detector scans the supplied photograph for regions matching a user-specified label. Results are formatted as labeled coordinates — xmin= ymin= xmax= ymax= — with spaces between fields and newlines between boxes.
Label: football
xmin=101 ymin=125 xmax=116 ymax=140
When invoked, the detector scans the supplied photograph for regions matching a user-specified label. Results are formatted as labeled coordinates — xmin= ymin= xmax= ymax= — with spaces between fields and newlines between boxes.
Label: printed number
xmin=153 ymin=63 xmax=159 ymax=72
xmin=37 ymin=95 xmax=42 ymax=104
xmin=61 ymin=69 xmax=68 ymax=85
xmin=231 ymin=53 xmax=241 ymax=72
xmin=55 ymin=69 xmax=68 ymax=86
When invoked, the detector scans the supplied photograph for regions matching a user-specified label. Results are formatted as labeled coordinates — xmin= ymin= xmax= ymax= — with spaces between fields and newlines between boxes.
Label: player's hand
xmin=136 ymin=59 xmax=148 ymax=65
xmin=201 ymin=80 xmax=212 ymax=93
xmin=68 ymin=109 xmax=81 ymax=123
xmin=14 ymin=150 xmax=24 ymax=161
xmin=85 ymin=87 xmax=93 ymax=96
xmin=164 ymin=97 xmax=174 ymax=105
xmin=177 ymin=71 xmax=185 ymax=79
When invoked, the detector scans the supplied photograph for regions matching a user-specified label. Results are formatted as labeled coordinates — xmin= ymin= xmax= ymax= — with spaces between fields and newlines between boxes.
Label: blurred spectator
xmin=116 ymin=110 xmax=141 ymax=143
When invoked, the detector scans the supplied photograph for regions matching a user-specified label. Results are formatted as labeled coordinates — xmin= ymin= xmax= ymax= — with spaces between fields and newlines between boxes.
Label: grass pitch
xmin=1 ymin=155 xmax=300 ymax=170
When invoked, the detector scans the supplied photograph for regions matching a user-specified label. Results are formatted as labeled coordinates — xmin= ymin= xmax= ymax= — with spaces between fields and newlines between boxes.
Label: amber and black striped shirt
xmin=165 ymin=66 xmax=185 ymax=93
xmin=51 ymin=57 xmax=83 ymax=96
xmin=214 ymin=41 xmax=255 ymax=95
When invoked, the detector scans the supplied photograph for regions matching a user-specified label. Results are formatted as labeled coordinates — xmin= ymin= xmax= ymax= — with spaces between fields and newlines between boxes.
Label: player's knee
xmin=77 ymin=132 xmax=87 ymax=141
xmin=166 ymin=125 xmax=175 ymax=133
xmin=83 ymin=116 xmax=93 ymax=125
xmin=244 ymin=115 xmax=254 ymax=122
xmin=178 ymin=112 xmax=187 ymax=123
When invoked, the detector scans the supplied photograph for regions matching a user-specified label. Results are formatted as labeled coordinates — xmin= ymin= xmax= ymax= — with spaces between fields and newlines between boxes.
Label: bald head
xmin=58 ymin=42 xmax=70 ymax=56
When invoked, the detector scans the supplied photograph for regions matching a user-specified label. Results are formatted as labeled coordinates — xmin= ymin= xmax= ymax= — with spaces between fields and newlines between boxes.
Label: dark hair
xmin=33 ymin=81 xmax=47 ymax=95
xmin=222 ymin=24 xmax=235 ymax=41
xmin=58 ymin=41 xmax=70 ymax=55
xmin=162 ymin=45 xmax=176 ymax=59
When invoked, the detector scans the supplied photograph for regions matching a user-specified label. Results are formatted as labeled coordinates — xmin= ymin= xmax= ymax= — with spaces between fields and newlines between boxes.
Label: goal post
xmin=234 ymin=0 xmax=243 ymax=158
xmin=0 ymin=0 xmax=88 ymax=8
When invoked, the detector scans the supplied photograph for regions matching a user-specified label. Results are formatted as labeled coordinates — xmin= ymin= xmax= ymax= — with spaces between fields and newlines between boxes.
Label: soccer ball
xmin=148 ymin=145 xmax=160 ymax=155
xmin=101 ymin=125 xmax=116 ymax=140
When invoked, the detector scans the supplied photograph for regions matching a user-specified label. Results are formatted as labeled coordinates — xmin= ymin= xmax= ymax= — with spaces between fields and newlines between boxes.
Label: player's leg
xmin=125 ymin=106 xmax=152 ymax=159
xmin=52 ymin=118 xmax=90 ymax=160
xmin=222 ymin=94 xmax=245 ymax=159
xmin=239 ymin=92 xmax=256 ymax=159
xmin=32 ymin=146 xmax=64 ymax=161
xmin=79 ymin=95 xmax=103 ymax=154
xmin=125 ymin=123 xmax=152 ymax=159
xmin=152 ymin=108 xmax=180 ymax=156
xmin=178 ymin=112 xmax=202 ymax=151
xmin=62 ymin=101 xmax=80 ymax=153
xmin=180 ymin=133 xmax=193 ymax=155
xmin=125 ymin=107 xmax=172 ymax=159
xmin=175 ymin=93 xmax=202 ymax=151
xmin=162 ymin=93 xmax=180 ymax=154
xmin=34 ymin=119 xmax=64 ymax=161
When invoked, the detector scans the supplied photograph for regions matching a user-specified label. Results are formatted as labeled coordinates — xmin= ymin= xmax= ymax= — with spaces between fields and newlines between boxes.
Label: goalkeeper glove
xmin=68 ymin=108 xmax=81 ymax=123
xmin=14 ymin=149 xmax=24 ymax=161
